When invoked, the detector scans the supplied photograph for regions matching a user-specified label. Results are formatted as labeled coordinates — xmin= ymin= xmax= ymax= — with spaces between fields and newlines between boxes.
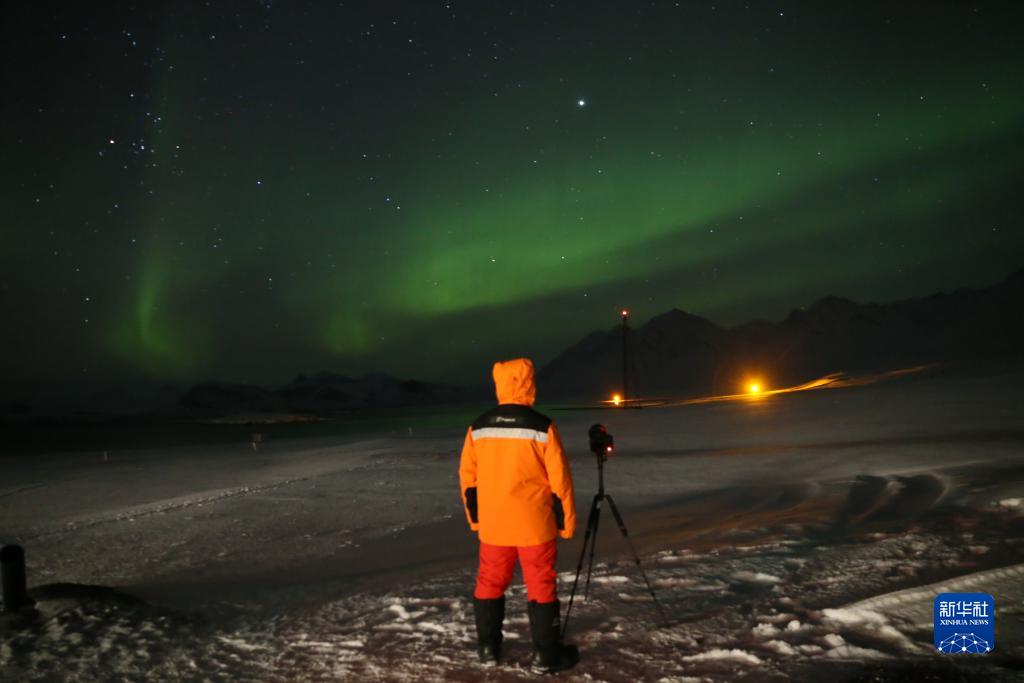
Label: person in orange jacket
xmin=459 ymin=358 xmax=579 ymax=672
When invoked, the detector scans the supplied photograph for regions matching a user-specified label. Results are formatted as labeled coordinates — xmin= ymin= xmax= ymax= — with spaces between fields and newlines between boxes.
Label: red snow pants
xmin=474 ymin=540 xmax=557 ymax=603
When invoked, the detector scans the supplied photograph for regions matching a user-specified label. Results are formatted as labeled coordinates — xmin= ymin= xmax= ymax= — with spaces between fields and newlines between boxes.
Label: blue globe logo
xmin=937 ymin=633 xmax=990 ymax=654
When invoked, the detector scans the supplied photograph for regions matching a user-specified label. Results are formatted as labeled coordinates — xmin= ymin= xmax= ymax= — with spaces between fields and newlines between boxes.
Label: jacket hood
xmin=492 ymin=358 xmax=536 ymax=406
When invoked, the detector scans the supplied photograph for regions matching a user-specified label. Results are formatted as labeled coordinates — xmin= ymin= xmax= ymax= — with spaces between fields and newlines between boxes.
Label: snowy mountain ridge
xmin=539 ymin=267 xmax=1024 ymax=399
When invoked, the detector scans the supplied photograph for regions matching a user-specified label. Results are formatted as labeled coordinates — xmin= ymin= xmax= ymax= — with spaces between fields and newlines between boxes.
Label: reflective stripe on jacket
xmin=459 ymin=358 xmax=577 ymax=546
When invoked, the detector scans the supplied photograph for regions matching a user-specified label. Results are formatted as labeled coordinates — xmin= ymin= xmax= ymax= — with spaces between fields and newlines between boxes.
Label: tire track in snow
xmin=15 ymin=446 xmax=400 ymax=542
xmin=0 ymin=482 xmax=47 ymax=499
xmin=841 ymin=562 xmax=1024 ymax=616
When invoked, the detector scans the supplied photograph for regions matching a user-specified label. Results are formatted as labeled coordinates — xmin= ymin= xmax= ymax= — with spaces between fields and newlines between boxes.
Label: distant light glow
xmin=748 ymin=382 xmax=761 ymax=394
xmin=621 ymin=309 xmax=629 ymax=317
xmin=612 ymin=393 xmax=622 ymax=406
xmin=577 ymin=98 xmax=586 ymax=108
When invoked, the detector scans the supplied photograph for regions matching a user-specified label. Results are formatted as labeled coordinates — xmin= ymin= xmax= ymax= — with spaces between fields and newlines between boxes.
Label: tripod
xmin=562 ymin=430 xmax=667 ymax=638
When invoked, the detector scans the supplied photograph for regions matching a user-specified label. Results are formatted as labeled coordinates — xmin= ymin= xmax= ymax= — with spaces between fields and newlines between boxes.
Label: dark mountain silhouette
xmin=179 ymin=371 xmax=472 ymax=414
xmin=539 ymin=267 xmax=1024 ymax=400
xmin=179 ymin=382 xmax=286 ymax=413
xmin=275 ymin=371 xmax=468 ymax=410
xmin=9 ymin=269 xmax=1022 ymax=417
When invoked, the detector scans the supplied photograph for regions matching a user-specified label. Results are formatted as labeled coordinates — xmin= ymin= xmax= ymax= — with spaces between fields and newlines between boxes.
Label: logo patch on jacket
xmin=471 ymin=405 xmax=552 ymax=443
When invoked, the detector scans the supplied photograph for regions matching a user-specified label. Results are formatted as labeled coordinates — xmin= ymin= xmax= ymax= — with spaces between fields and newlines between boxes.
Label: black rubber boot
xmin=473 ymin=596 xmax=505 ymax=665
xmin=527 ymin=600 xmax=580 ymax=674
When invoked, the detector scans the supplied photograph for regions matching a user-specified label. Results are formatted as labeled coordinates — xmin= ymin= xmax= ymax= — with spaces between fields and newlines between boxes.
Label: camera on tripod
xmin=563 ymin=424 xmax=666 ymax=638
xmin=588 ymin=424 xmax=614 ymax=459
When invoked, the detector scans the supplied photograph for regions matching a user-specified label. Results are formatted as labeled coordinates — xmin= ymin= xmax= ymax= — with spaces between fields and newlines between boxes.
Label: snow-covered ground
xmin=3 ymin=365 xmax=1024 ymax=680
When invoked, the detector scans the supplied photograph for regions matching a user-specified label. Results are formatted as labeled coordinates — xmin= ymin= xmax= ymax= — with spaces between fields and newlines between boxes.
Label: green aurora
xmin=2 ymin=2 xmax=1022 ymax=385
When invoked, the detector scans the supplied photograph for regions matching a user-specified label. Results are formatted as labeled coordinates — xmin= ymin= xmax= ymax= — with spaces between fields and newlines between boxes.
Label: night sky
xmin=2 ymin=2 xmax=1022 ymax=388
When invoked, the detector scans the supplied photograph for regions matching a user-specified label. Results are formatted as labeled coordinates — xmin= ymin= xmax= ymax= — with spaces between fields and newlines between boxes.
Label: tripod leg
xmin=562 ymin=493 xmax=601 ymax=639
xmin=604 ymin=494 xmax=668 ymax=625
xmin=583 ymin=497 xmax=602 ymax=600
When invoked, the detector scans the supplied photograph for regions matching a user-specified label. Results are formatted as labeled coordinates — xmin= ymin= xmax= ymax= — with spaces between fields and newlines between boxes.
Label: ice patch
xmin=689 ymin=582 xmax=728 ymax=592
xmin=617 ymin=592 xmax=656 ymax=602
xmin=681 ymin=648 xmax=763 ymax=666
xmin=216 ymin=636 xmax=266 ymax=652
xmin=822 ymin=633 xmax=845 ymax=649
xmin=337 ymin=640 xmax=364 ymax=648
xmin=656 ymin=549 xmax=700 ymax=564
xmin=762 ymin=640 xmax=797 ymax=656
xmin=732 ymin=571 xmax=782 ymax=585
xmin=375 ymin=622 xmax=415 ymax=632
xmin=825 ymin=644 xmax=892 ymax=660
xmin=821 ymin=607 xmax=887 ymax=628
xmin=44 ymin=619 xmax=66 ymax=638
xmin=387 ymin=603 xmax=411 ymax=620
xmin=591 ymin=575 xmax=631 ymax=585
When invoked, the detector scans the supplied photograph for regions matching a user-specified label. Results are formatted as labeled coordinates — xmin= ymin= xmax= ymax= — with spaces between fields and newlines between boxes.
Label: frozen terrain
xmin=3 ymin=364 xmax=1024 ymax=681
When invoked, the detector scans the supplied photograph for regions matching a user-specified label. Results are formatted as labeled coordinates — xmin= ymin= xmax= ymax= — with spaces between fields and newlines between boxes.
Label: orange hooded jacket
xmin=459 ymin=358 xmax=576 ymax=547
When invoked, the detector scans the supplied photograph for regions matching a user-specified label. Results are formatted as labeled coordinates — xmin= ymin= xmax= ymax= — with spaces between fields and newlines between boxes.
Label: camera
xmin=565 ymin=422 xmax=666 ymax=635
xmin=588 ymin=424 xmax=614 ymax=458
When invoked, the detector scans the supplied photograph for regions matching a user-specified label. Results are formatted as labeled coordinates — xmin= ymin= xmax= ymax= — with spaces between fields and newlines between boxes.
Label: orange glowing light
xmin=612 ymin=393 xmax=622 ymax=406
xmin=748 ymin=383 xmax=761 ymax=394
xmin=621 ymin=309 xmax=629 ymax=317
